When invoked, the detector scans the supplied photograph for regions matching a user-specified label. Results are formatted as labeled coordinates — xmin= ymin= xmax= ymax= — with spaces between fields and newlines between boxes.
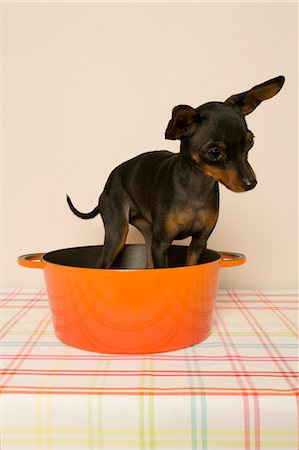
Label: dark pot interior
xmin=43 ymin=244 xmax=220 ymax=270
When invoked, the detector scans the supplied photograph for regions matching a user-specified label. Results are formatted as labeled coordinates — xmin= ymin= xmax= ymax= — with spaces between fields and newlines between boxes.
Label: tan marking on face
xmin=203 ymin=165 xmax=245 ymax=192
xmin=216 ymin=141 xmax=227 ymax=151
xmin=165 ymin=210 xmax=194 ymax=235
xmin=191 ymin=151 xmax=201 ymax=165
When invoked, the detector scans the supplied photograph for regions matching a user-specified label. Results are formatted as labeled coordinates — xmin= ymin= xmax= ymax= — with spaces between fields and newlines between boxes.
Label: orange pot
xmin=18 ymin=245 xmax=245 ymax=354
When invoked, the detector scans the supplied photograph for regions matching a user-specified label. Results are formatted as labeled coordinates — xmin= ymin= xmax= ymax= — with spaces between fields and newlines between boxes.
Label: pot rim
xmin=18 ymin=244 xmax=246 ymax=271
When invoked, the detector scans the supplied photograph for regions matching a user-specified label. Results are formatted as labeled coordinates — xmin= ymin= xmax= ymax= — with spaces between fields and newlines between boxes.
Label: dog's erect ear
xmin=225 ymin=76 xmax=285 ymax=115
xmin=165 ymin=105 xmax=198 ymax=140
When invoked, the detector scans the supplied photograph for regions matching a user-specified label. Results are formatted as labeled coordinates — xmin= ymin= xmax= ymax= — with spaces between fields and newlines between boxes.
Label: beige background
xmin=2 ymin=2 xmax=298 ymax=289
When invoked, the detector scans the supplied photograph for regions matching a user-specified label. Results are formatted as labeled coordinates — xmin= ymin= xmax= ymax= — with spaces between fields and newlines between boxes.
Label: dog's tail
xmin=66 ymin=195 xmax=101 ymax=219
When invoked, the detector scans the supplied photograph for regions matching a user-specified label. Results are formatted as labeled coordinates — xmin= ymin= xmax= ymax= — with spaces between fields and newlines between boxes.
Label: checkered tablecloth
xmin=1 ymin=289 xmax=298 ymax=450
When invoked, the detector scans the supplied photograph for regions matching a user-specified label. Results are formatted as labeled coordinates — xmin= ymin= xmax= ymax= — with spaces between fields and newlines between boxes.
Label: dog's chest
xmin=165 ymin=207 xmax=218 ymax=239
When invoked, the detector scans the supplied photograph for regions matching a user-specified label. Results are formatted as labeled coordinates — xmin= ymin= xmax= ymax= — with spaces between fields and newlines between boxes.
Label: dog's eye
xmin=208 ymin=147 xmax=222 ymax=161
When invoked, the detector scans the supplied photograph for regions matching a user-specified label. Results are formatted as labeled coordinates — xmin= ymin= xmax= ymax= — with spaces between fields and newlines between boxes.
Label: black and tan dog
xmin=67 ymin=76 xmax=285 ymax=268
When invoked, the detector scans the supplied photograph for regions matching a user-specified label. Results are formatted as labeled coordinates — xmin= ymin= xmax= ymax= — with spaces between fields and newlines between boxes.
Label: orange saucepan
xmin=18 ymin=244 xmax=245 ymax=354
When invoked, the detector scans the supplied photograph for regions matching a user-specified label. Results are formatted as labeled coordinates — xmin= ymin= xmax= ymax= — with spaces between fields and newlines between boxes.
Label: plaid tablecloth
xmin=1 ymin=289 xmax=298 ymax=450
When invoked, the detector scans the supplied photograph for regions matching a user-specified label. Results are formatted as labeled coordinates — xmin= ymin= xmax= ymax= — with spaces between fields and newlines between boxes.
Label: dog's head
xmin=165 ymin=76 xmax=285 ymax=192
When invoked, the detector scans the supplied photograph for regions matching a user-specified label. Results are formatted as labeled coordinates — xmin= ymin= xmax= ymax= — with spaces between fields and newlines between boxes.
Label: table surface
xmin=1 ymin=289 xmax=298 ymax=450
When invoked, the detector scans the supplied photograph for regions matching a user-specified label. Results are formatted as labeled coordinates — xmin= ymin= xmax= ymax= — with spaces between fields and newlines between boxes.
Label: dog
xmin=67 ymin=76 xmax=285 ymax=268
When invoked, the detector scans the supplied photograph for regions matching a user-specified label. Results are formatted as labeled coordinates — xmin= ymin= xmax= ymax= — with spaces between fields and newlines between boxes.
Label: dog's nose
xmin=242 ymin=179 xmax=257 ymax=191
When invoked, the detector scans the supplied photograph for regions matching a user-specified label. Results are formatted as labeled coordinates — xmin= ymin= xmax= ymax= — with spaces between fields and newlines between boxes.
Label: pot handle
xmin=18 ymin=253 xmax=46 ymax=269
xmin=219 ymin=252 xmax=246 ymax=268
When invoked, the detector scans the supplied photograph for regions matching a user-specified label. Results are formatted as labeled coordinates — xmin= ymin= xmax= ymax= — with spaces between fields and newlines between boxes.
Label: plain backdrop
xmin=1 ymin=1 xmax=298 ymax=289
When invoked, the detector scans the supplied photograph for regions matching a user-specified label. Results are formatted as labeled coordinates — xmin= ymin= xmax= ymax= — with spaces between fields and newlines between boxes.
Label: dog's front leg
xmin=186 ymin=234 xmax=207 ymax=266
xmin=151 ymin=236 xmax=172 ymax=268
